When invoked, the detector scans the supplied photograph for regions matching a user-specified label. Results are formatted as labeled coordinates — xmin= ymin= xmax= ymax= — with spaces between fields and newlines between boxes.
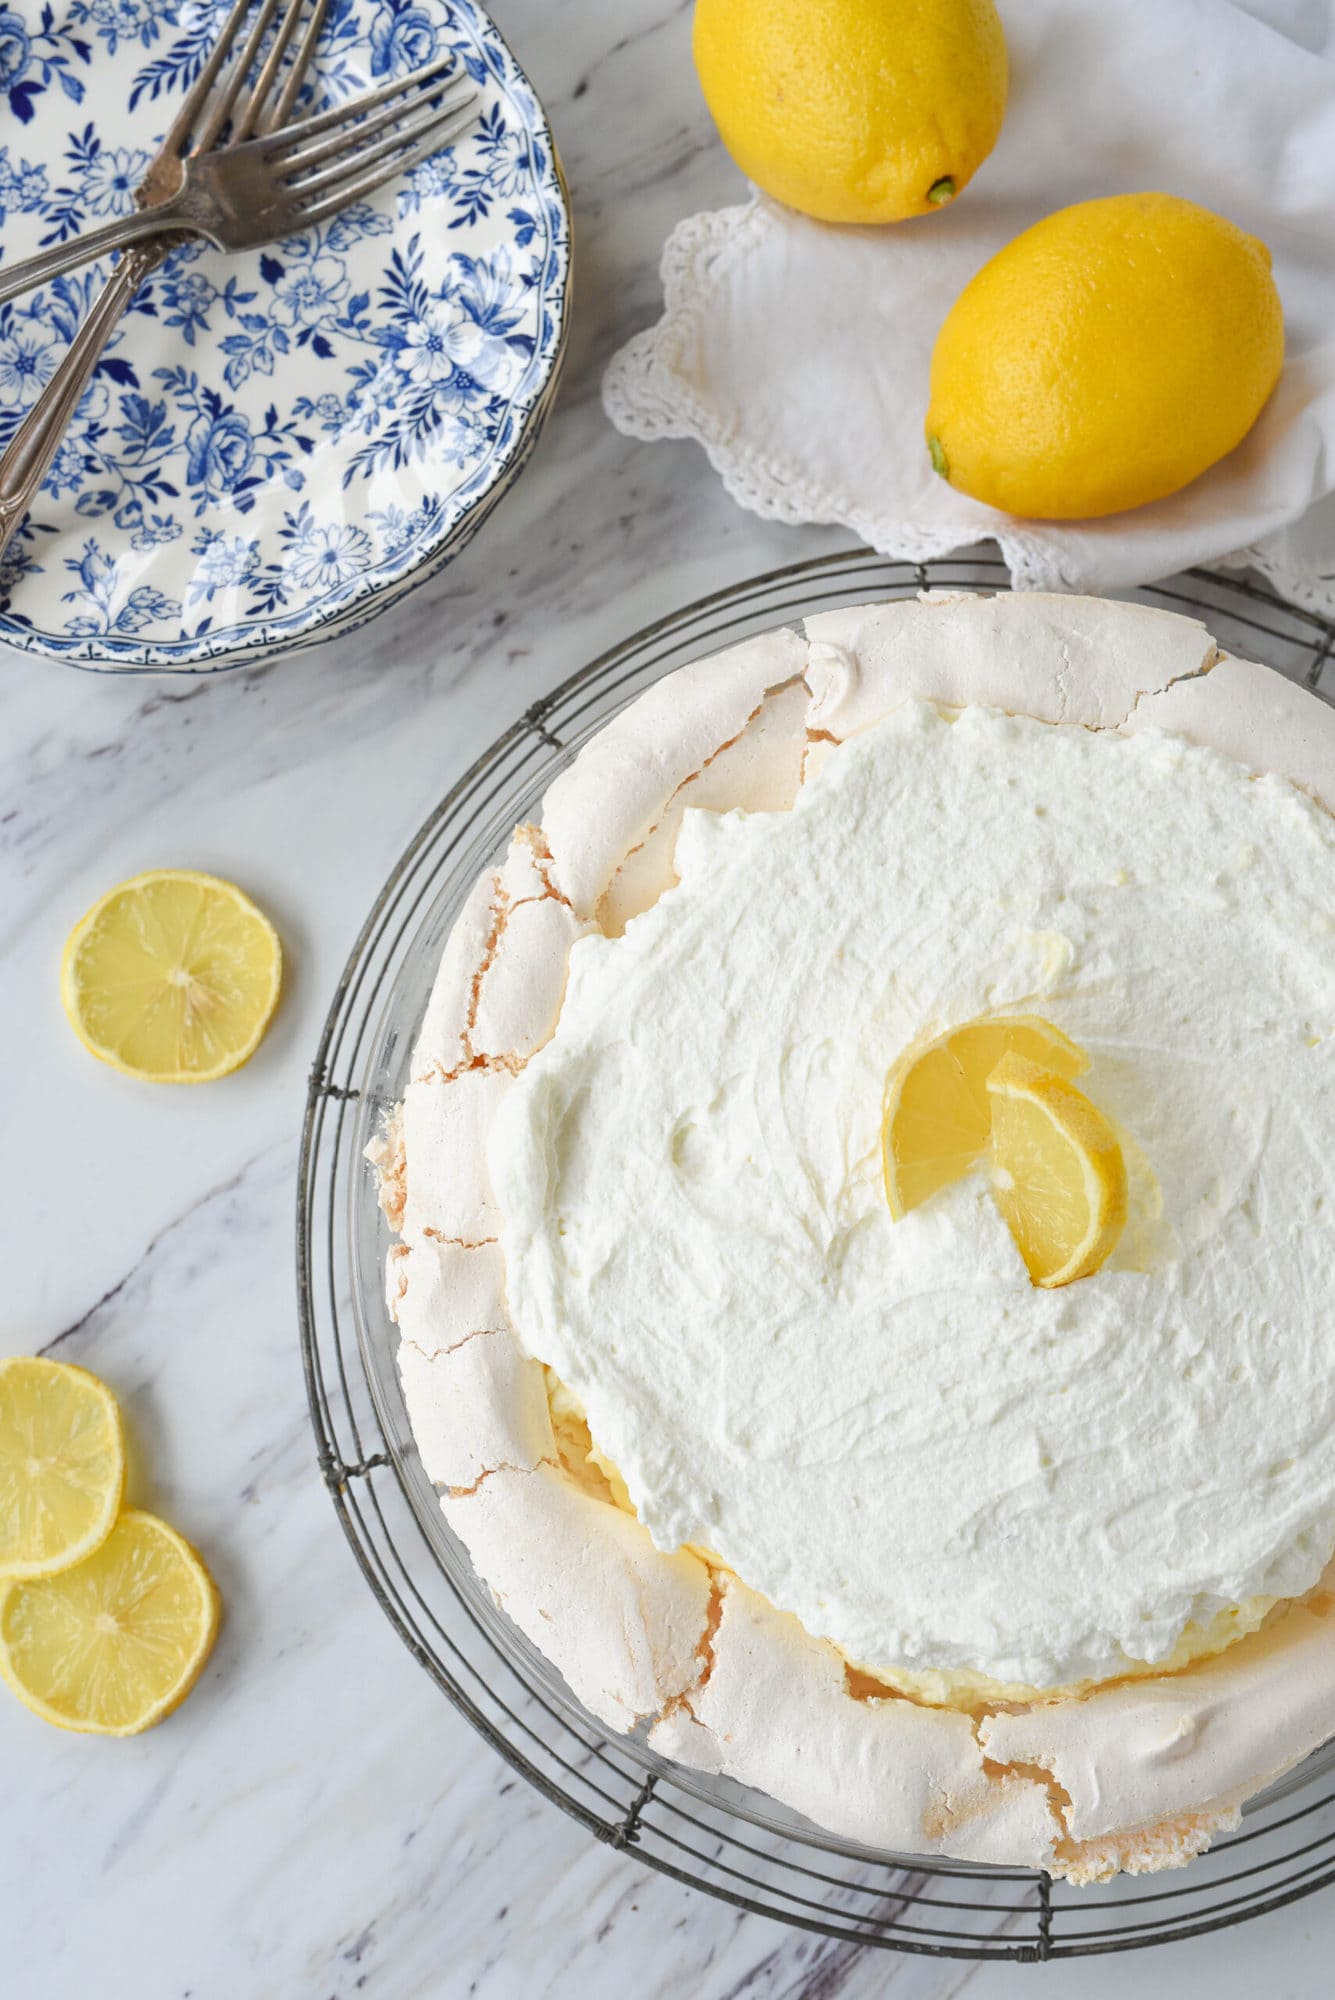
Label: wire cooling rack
xmin=298 ymin=547 xmax=1335 ymax=1959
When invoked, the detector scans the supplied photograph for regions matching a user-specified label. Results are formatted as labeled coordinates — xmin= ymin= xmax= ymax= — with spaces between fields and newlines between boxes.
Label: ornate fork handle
xmin=0 ymin=241 xmax=169 ymax=560
xmin=0 ymin=179 xmax=224 ymax=309
xmin=0 ymin=200 xmax=177 ymax=308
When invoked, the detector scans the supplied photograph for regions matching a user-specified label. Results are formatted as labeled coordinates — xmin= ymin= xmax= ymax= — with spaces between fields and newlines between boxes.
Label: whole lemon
xmin=925 ymin=193 xmax=1284 ymax=519
xmin=692 ymin=0 xmax=1008 ymax=225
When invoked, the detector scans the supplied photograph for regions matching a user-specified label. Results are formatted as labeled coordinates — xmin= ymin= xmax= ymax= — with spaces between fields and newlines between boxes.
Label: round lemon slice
xmin=0 ymin=1509 xmax=220 ymax=1735
xmin=882 ymin=1015 xmax=1088 ymax=1220
xmin=61 ymin=869 xmax=282 ymax=1083
xmin=986 ymin=1052 xmax=1129 ymax=1287
xmin=0 ymin=1357 xmax=125 ymax=1580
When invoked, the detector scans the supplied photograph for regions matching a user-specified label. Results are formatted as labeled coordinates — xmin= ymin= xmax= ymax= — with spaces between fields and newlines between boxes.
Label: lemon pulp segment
xmin=882 ymin=1015 xmax=1087 ymax=1220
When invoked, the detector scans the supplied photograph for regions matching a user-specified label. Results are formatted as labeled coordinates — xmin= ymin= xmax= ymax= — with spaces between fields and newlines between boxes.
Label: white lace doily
xmin=605 ymin=0 xmax=1335 ymax=617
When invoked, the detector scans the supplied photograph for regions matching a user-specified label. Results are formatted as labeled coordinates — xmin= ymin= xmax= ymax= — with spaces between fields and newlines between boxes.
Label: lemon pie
xmin=373 ymin=591 xmax=1335 ymax=1882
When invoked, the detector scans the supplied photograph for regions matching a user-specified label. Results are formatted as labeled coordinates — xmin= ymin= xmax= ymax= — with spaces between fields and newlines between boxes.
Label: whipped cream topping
xmin=489 ymin=705 xmax=1335 ymax=1688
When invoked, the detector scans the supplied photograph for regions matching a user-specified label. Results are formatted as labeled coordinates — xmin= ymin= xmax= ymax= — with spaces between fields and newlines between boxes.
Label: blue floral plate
xmin=0 ymin=0 xmax=570 ymax=669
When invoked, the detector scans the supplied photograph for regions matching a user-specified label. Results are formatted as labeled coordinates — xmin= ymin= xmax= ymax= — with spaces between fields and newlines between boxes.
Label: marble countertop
xmin=4 ymin=3 xmax=1334 ymax=1994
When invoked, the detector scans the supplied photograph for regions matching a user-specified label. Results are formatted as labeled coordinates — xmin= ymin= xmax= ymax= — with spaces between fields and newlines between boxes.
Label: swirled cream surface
xmin=488 ymin=705 xmax=1335 ymax=1688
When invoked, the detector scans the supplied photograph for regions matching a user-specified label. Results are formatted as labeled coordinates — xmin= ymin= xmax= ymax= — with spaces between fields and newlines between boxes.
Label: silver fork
xmin=0 ymin=5 xmax=477 ymax=562
xmin=0 ymin=55 xmax=478 ymax=305
xmin=0 ymin=0 xmax=326 ymax=558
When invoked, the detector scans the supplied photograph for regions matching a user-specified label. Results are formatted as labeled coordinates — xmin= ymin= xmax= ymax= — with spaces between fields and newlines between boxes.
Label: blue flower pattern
xmin=0 ymin=0 xmax=569 ymax=663
xmin=0 ymin=4 xmax=87 ymax=126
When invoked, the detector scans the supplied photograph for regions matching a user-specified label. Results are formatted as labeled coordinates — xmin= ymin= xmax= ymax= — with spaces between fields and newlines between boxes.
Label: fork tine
xmin=278 ymin=74 xmax=474 ymax=187
xmin=156 ymin=0 xmax=265 ymax=160
xmin=261 ymin=51 xmax=458 ymax=159
xmin=192 ymin=0 xmax=287 ymax=153
xmin=261 ymin=0 xmax=329 ymax=133
xmin=290 ymin=99 xmax=480 ymax=228
xmin=229 ymin=0 xmax=313 ymax=141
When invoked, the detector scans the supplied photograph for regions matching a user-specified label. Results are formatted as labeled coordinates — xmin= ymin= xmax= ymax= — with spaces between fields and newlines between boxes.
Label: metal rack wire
xmin=298 ymin=547 xmax=1335 ymax=1958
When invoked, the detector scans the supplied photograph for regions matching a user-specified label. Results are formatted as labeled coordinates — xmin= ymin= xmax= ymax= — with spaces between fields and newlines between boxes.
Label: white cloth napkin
xmin=604 ymin=0 xmax=1335 ymax=612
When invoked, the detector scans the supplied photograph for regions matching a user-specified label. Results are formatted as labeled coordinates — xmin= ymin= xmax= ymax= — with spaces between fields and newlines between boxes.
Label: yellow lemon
xmin=692 ymin=0 xmax=1007 ymax=225
xmin=0 ymin=1509 xmax=220 ymax=1735
xmin=882 ymin=1014 xmax=1087 ymax=1220
xmin=0 ymin=1357 xmax=124 ymax=1580
xmin=987 ymin=1053 xmax=1128 ymax=1288
xmin=926 ymin=192 xmax=1284 ymax=518
xmin=62 ymin=868 xmax=282 ymax=1083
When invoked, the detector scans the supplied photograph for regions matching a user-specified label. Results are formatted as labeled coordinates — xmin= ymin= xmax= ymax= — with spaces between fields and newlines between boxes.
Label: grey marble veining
xmin=3 ymin=2 xmax=1333 ymax=1995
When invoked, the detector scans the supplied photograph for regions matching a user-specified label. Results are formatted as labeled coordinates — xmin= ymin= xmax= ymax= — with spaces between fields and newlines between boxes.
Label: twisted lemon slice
xmin=0 ymin=1509 xmax=219 ymax=1735
xmin=62 ymin=869 xmax=281 ymax=1083
xmin=0 ymin=1357 xmax=124 ymax=1580
xmin=881 ymin=1015 xmax=1088 ymax=1220
xmin=987 ymin=1052 xmax=1128 ymax=1287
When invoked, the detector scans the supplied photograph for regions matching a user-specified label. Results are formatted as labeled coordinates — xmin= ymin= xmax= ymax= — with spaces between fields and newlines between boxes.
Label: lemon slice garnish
xmin=986 ymin=1052 xmax=1128 ymax=1287
xmin=0 ymin=1509 xmax=220 ymax=1735
xmin=61 ymin=869 xmax=281 ymax=1083
xmin=0 ymin=1357 xmax=124 ymax=1580
xmin=881 ymin=1015 xmax=1088 ymax=1220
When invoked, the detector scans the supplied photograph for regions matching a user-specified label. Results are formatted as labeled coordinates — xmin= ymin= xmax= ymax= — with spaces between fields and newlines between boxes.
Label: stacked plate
xmin=0 ymin=0 xmax=571 ymax=671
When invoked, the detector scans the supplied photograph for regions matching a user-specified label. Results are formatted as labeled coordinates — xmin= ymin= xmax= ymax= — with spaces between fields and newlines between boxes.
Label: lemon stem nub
xmin=928 ymin=177 xmax=956 ymax=205
xmin=928 ymin=434 xmax=950 ymax=478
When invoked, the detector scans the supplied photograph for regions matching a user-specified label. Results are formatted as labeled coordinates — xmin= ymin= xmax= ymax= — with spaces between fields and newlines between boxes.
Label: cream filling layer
xmin=490 ymin=705 xmax=1335 ymax=1690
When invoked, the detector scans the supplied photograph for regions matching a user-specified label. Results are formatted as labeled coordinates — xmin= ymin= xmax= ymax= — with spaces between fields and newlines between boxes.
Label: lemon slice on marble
xmin=0 ymin=1357 xmax=124 ymax=1580
xmin=987 ymin=1053 xmax=1128 ymax=1287
xmin=881 ymin=1015 xmax=1087 ymax=1220
xmin=61 ymin=869 xmax=281 ymax=1083
xmin=0 ymin=1509 xmax=220 ymax=1735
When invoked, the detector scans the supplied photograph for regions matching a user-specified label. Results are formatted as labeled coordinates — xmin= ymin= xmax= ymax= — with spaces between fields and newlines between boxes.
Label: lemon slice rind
xmin=986 ymin=1051 xmax=1129 ymax=1288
